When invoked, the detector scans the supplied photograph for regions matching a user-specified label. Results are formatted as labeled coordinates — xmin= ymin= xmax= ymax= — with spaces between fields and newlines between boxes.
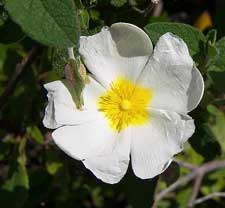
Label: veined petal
xmin=131 ymin=109 xmax=195 ymax=179
xmin=52 ymin=117 xmax=131 ymax=184
xmin=43 ymin=76 xmax=104 ymax=128
xmin=52 ymin=116 xmax=116 ymax=160
xmin=79 ymin=22 xmax=153 ymax=87
xmin=83 ymin=128 xmax=131 ymax=184
xmin=138 ymin=33 xmax=204 ymax=113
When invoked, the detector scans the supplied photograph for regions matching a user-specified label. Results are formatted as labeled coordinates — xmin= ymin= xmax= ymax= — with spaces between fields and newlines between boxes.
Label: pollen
xmin=120 ymin=99 xmax=131 ymax=111
xmin=97 ymin=77 xmax=153 ymax=132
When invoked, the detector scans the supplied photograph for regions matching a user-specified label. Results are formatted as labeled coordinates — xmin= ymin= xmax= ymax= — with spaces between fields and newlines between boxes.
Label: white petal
xmin=138 ymin=33 xmax=204 ymax=113
xmin=52 ymin=116 xmax=116 ymax=160
xmin=79 ymin=23 xmax=153 ymax=87
xmin=43 ymin=76 xmax=104 ymax=128
xmin=187 ymin=66 xmax=204 ymax=112
xmin=131 ymin=109 xmax=195 ymax=179
xmin=52 ymin=117 xmax=131 ymax=184
xmin=83 ymin=128 xmax=131 ymax=184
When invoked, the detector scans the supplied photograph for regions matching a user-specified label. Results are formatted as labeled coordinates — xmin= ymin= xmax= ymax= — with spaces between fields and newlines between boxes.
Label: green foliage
xmin=121 ymin=169 xmax=157 ymax=208
xmin=0 ymin=1 xmax=225 ymax=208
xmin=145 ymin=22 xmax=206 ymax=57
xmin=51 ymin=47 xmax=68 ymax=78
xmin=5 ymin=0 xmax=80 ymax=47
xmin=189 ymin=123 xmax=221 ymax=161
xmin=62 ymin=58 xmax=85 ymax=109
xmin=0 ymin=138 xmax=29 ymax=208
xmin=79 ymin=9 xmax=90 ymax=32
xmin=45 ymin=149 xmax=63 ymax=175
xmin=207 ymin=105 xmax=225 ymax=153
xmin=160 ymin=162 xmax=180 ymax=186
xmin=0 ymin=19 xmax=24 ymax=44
xmin=208 ymin=37 xmax=225 ymax=71
xmin=110 ymin=0 xmax=127 ymax=7
xmin=26 ymin=126 xmax=44 ymax=145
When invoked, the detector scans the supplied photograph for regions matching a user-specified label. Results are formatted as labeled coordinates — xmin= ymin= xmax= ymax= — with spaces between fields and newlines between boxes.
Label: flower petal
xmin=43 ymin=76 xmax=104 ymax=128
xmin=138 ymin=32 xmax=204 ymax=113
xmin=52 ymin=116 xmax=116 ymax=160
xmin=52 ymin=117 xmax=131 ymax=184
xmin=83 ymin=128 xmax=131 ymax=184
xmin=79 ymin=23 xmax=153 ymax=87
xmin=131 ymin=109 xmax=195 ymax=179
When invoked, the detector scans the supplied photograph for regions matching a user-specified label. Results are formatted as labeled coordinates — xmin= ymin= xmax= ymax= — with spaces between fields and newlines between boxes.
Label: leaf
xmin=26 ymin=125 xmax=44 ymax=145
xmin=5 ymin=0 xmax=80 ymax=47
xmin=176 ymin=187 xmax=192 ymax=207
xmin=208 ymin=37 xmax=225 ymax=72
xmin=121 ymin=168 xmax=157 ymax=208
xmin=207 ymin=105 xmax=225 ymax=153
xmin=52 ymin=47 xmax=67 ymax=78
xmin=189 ymin=124 xmax=221 ymax=161
xmin=205 ymin=29 xmax=218 ymax=60
xmin=62 ymin=58 xmax=85 ymax=109
xmin=79 ymin=9 xmax=90 ymax=32
xmin=45 ymin=149 xmax=63 ymax=175
xmin=110 ymin=0 xmax=127 ymax=7
xmin=0 ymin=19 xmax=24 ymax=44
xmin=144 ymin=22 xmax=206 ymax=57
xmin=160 ymin=162 xmax=180 ymax=186
xmin=207 ymin=66 xmax=225 ymax=92
xmin=206 ymin=29 xmax=217 ymax=46
xmin=0 ymin=141 xmax=10 ymax=161
xmin=0 ymin=138 xmax=29 ymax=208
xmin=23 ymin=170 xmax=52 ymax=208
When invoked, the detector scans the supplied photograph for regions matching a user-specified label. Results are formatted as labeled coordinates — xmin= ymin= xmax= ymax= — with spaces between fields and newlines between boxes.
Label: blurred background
xmin=0 ymin=0 xmax=225 ymax=207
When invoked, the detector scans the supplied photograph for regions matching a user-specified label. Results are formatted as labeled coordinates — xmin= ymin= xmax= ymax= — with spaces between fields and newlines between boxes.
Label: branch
xmin=154 ymin=160 xmax=225 ymax=203
xmin=187 ymin=173 xmax=203 ymax=207
xmin=0 ymin=45 xmax=42 ymax=109
xmin=155 ymin=171 xmax=196 ymax=202
xmin=131 ymin=0 xmax=163 ymax=17
xmin=174 ymin=159 xmax=197 ymax=170
xmin=194 ymin=192 xmax=225 ymax=205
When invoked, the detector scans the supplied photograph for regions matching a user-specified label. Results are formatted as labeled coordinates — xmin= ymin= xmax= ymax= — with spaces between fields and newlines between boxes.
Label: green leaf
xmin=208 ymin=37 xmax=225 ymax=72
xmin=207 ymin=105 xmax=225 ymax=153
xmin=5 ymin=0 xmax=80 ymax=47
xmin=207 ymin=66 xmax=225 ymax=92
xmin=176 ymin=187 xmax=192 ymax=207
xmin=0 ymin=141 xmax=10 ymax=161
xmin=121 ymin=168 xmax=157 ymax=208
xmin=52 ymin=47 xmax=67 ymax=78
xmin=160 ymin=162 xmax=180 ymax=186
xmin=0 ymin=19 xmax=24 ymax=44
xmin=189 ymin=123 xmax=221 ymax=161
xmin=23 ymin=170 xmax=52 ymax=208
xmin=144 ymin=22 xmax=206 ymax=57
xmin=79 ymin=9 xmax=90 ymax=32
xmin=206 ymin=29 xmax=217 ymax=46
xmin=110 ymin=0 xmax=127 ymax=7
xmin=0 ymin=138 xmax=29 ymax=208
xmin=27 ymin=125 xmax=44 ymax=145
xmin=62 ymin=58 xmax=85 ymax=109
xmin=45 ymin=149 xmax=63 ymax=175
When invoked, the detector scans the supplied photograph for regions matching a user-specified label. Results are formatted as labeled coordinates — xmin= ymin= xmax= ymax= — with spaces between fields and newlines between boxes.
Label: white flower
xmin=43 ymin=23 xmax=204 ymax=184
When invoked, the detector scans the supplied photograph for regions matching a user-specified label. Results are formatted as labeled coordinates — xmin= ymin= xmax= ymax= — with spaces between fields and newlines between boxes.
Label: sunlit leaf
xmin=145 ymin=22 xmax=206 ymax=57
xmin=5 ymin=0 xmax=80 ymax=47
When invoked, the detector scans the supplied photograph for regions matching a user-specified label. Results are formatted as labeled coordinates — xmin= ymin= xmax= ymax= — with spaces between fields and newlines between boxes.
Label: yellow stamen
xmin=120 ymin=99 xmax=131 ymax=111
xmin=97 ymin=77 xmax=153 ymax=132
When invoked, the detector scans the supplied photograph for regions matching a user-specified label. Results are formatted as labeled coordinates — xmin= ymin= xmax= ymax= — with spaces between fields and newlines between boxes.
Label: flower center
xmin=120 ymin=99 xmax=131 ymax=111
xmin=97 ymin=77 xmax=153 ymax=132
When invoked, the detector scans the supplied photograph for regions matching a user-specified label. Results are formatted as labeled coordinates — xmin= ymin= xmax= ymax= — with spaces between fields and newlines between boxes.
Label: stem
xmin=67 ymin=47 xmax=75 ymax=60
xmin=0 ymin=45 xmax=42 ymax=109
